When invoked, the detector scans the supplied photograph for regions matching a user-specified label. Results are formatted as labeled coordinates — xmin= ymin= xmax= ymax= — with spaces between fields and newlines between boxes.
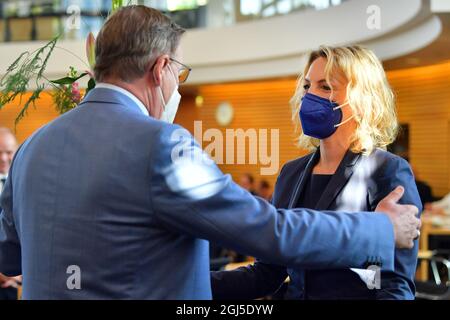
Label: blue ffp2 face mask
xmin=299 ymin=93 xmax=347 ymax=139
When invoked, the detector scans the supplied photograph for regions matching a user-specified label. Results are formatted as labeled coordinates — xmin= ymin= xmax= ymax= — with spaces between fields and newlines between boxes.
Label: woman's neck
xmin=313 ymin=132 xmax=351 ymax=175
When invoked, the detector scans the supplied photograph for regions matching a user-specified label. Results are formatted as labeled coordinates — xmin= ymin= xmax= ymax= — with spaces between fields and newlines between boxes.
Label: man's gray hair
xmin=94 ymin=5 xmax=186 ymax=83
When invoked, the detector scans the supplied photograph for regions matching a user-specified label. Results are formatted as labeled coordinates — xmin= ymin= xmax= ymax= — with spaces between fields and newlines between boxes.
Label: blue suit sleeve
xmin=369 ymin=156 xmax=422 ymax=300
xmin=0 ymin=173 xmax=22 ymax=277
xmin=210 ymin=166 xmax=290 ymax=300
xmin=210 ymin=164 xmax=291 ymax=300
xmin=149 ymin=125 xmax=396 ymax=270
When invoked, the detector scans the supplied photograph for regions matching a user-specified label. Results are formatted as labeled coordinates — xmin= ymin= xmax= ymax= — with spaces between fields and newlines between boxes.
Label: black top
xmin=295 ymin=173 xmax=334 ymax=300
xmin=296 ymin=174 xmax=333 ymax=209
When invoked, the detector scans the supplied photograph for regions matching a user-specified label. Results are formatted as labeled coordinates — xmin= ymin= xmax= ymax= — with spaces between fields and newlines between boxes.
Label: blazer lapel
xmin=314 ymin=150 xmax=362 ymax=210
xmin=288 ymin=149 xmax=320 ymax=209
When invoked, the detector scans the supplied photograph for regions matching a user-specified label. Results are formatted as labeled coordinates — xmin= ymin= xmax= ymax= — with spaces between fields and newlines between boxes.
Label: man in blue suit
xmin=0 ymin=6 xmax=420 ymax=299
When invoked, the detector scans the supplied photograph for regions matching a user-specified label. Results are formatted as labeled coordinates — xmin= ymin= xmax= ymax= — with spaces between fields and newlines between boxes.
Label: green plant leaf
xmin=112 ymin=0 xmax=125 ymax=13
xmin=14 ymin=84 xmax=45 ymax=127
xmin=0 ymin=36 xmax=59 ymax=124
xmin=50 ymin=72 xmax=88 ymax=85
xmin=86 ymin=78 xmax=96 ymax=94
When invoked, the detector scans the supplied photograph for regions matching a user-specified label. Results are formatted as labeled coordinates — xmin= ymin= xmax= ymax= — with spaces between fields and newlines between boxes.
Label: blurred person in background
xmin=0 ymin=128 xmax=17 ymax=193
xmin=0 ymin=127 xmax=20 ymax=300
xmin=239 ymin=173 xmax=256 ymax=195
xmin=257 ymin=180 xmax=272 ymax=201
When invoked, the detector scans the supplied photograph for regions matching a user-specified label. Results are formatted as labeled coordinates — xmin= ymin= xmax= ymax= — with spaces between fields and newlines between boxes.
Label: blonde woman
xmin=211 ymin=45 xmax=422 ymax=300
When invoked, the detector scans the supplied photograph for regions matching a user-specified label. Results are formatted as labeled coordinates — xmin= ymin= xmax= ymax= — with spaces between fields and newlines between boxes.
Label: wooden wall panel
xmin=388 ymin=62 xmax=450 ymax=197
xmin=0 ymin=92 xmax=59 ymax=143
xmin=189 ymin=78 xmax=305 ymax=190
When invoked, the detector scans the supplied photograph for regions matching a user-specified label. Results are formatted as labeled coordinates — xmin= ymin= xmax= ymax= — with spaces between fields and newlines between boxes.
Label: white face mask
xmin=158 ymin=65 xmax=181 ymax=124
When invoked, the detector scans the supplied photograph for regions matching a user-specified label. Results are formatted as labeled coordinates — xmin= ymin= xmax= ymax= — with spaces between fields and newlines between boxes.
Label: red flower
xmin=71 ymin=82 xmax=82 ymax=104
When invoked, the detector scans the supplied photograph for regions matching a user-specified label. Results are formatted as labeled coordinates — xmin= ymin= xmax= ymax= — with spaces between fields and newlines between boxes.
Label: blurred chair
xmin=210 ymin=256 xmax=233 ymax=271
xmin=416 ymin=250 xmax=450 ymax=300
xmin=224 ymin=261 xmax=254 ymax=271
xmin=209 ymin=243 xmax=233 ymax=271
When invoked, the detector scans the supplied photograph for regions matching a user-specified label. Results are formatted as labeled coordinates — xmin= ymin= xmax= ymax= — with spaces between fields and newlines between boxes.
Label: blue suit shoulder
xmin=366 ymin=148 xmax=410 ymax=170
xmin=364 ymin=148 xmax=423 ymax=213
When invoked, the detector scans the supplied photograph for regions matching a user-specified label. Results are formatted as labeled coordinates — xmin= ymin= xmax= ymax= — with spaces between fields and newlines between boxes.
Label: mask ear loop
xmin=158 ymin=64 xmax=178 ymax=112
xmin=334 ymin=115 xmax=355 ymax=128
xmin=332 ymin=101 xmax=349 ymax=111
xmin=333 ymin=101 xmax=355 ymax=128
xmin=158 ymin=87 xmax=166 ymax=112
xmin=167 ymin=64 xmax=180 ymax=87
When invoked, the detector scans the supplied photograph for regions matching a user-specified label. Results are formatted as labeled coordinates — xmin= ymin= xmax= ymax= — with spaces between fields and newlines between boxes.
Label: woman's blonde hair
xmin=291 ymin=45 xmax=398 ymax=155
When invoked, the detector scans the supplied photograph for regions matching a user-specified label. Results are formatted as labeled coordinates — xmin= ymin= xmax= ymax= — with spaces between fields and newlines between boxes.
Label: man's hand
xmin=375 ymin=186 xmax=421 ymax=249
xmin=0 ymin=273 xmax=21 ymax=289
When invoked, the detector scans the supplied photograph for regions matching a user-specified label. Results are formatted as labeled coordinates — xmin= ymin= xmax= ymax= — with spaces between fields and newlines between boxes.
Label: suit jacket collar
xmin=288 ymin=150 xmax=319 ymax=208
xmin=78 ymin=87 xmax=146 ymax=116
xmin=288 ymin=148 xmax=362 ymax=209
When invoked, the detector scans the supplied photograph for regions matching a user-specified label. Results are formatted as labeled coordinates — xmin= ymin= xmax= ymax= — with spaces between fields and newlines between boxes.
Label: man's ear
xmin=151 ymin=55 xmax=170 ymax=86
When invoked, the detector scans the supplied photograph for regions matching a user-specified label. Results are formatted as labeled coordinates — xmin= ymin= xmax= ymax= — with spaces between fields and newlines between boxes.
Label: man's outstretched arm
xmin=149 ymin=125 xmax=420 ymax=271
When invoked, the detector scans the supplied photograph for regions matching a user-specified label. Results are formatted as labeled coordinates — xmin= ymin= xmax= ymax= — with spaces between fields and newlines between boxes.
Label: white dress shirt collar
xmin=95 ymin=83 xmax=149 ymax=116
xmin=0 ymin=174 xmax=7 ymax=192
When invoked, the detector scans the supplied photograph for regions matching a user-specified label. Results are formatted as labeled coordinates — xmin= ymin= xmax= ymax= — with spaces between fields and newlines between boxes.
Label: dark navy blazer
xmin=211 ymin=148 xmax=422 ymax=300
